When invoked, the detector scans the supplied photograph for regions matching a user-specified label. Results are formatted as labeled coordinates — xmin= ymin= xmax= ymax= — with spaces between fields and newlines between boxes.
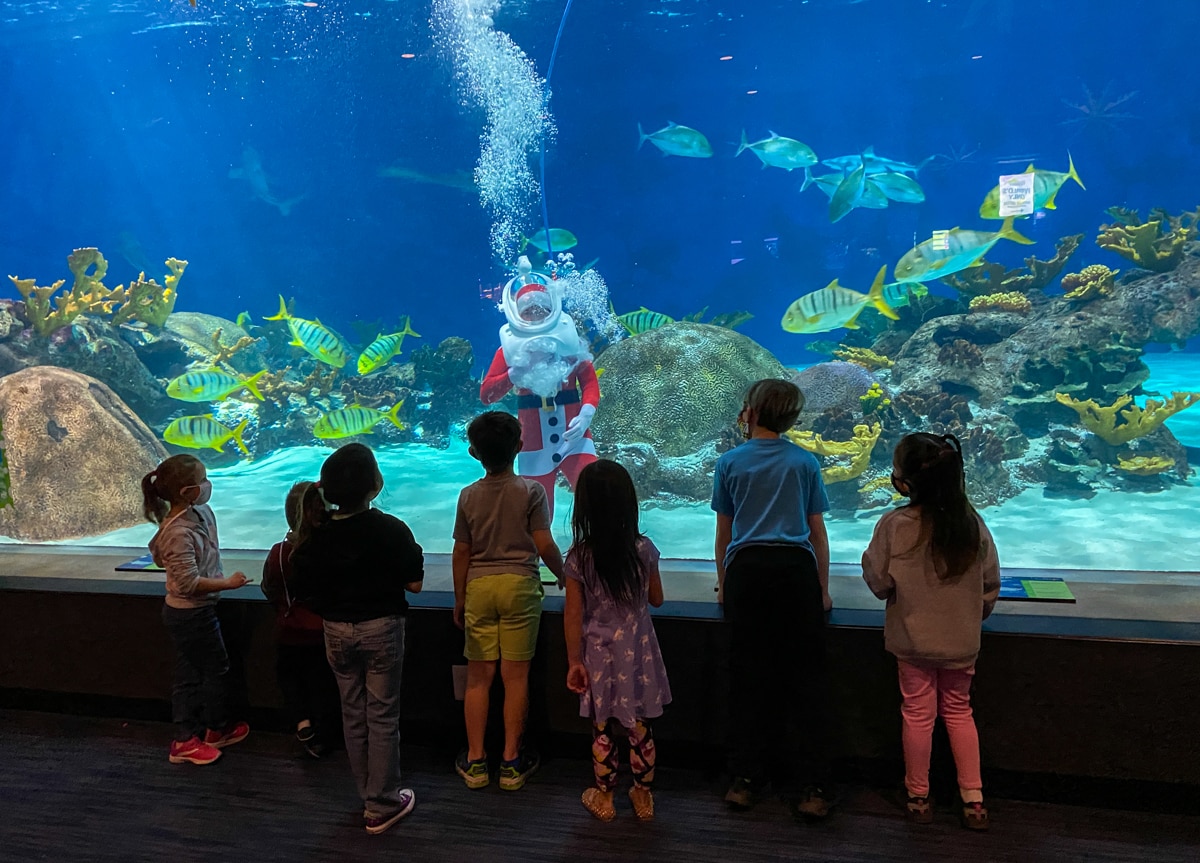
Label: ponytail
xmin=142 ymin=470 xmax=167 ymax=524
xmin=291 ymin=482 xmax=330 ymax=550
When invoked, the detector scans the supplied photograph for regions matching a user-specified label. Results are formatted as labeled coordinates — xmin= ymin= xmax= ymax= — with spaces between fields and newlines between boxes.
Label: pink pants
xmin=897 ymin=660 xmax=983 ymax=802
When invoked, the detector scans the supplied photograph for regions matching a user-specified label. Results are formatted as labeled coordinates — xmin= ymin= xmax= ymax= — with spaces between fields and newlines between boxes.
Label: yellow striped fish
xmin=357 ymin=316 xmax=421 ymax=375
xmin=166 ymin=368 xmax=266 ymax=402
xmin=163 ymin=415 xmax=250 ymax=456
xmin=313 ymin=402 xmax=405 ymax=440
xmin=264 ymin=295 xmax=349 ymax=368
xmin=781 ymin=266 xmax=898 ymax=334
xmin=615 ymin=305 xmax=674 ymax=336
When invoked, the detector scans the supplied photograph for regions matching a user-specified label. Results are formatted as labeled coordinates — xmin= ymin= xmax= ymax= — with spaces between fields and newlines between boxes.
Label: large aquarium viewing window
xmin=1 ymin=1 xmax=1197 ymax=583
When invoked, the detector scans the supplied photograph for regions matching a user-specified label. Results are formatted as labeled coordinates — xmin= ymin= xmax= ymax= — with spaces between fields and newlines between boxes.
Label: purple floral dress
xmin=564 ymin=537 xmax=672 ymax=728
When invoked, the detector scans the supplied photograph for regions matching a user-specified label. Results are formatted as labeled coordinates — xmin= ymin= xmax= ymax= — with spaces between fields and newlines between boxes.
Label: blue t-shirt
xmin=711 ymin=437 xmax=831 ymax=567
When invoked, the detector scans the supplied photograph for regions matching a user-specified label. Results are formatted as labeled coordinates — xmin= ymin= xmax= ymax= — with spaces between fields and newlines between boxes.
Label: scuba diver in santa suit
xmin=480 ymin=256 xmax=600 ymax=518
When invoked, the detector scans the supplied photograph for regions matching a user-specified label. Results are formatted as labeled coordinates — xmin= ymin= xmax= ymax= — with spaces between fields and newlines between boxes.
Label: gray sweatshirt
xmin=861 ymin=507 xmax=1000 ymax=670
xmin=149 ymin=504 xmax=224 ymax=609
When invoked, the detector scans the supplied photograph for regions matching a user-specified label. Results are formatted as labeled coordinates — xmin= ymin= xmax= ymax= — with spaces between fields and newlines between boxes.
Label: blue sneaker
xmin=498 ymin=749 xmax=540 ymax=791
xmin=455 ymin=751 xmax=490 ymax=789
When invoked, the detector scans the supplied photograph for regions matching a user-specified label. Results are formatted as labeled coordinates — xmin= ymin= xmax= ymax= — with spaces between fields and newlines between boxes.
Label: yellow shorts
xmin=464 ymin=574 xmax=544 ymax=662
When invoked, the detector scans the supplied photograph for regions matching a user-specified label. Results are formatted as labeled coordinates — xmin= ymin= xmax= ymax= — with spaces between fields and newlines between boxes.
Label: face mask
xmin=890 ymin=473 xmax=909 ymax=497
xmin=190 ymin=480 xmax=213 ymax=506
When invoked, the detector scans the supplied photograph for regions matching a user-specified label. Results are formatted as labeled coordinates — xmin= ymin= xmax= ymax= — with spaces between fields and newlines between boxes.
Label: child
xmin=452 ymin=410 xmax=566 ymax=791
xmin=289 ymin=443 xmax=424 ymax=836
xmin=261 ymin=481 xmax=340 ymax=758
xmin=711 ymin=379 xmax=835 ymax=819
xmin=564 ymin=459 xmax=671 ymax=822
xmin=143 ymin=454 xmax=251 ymax=766
xmin=861 ymin=432 xmax=1000 ymax=831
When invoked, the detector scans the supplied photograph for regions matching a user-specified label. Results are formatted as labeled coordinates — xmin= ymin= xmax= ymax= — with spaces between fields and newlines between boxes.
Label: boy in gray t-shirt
xmin=452 ymin=411 xmax=565 ymax=792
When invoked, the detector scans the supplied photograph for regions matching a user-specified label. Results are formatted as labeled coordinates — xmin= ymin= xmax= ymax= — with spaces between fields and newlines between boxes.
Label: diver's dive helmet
xmin=502 ymin=256 xmax=562 ymax=335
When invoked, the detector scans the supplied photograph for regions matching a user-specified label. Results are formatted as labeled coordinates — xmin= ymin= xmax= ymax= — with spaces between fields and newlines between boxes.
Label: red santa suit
xmin=480 ymin=272 xmax=600 ymax=518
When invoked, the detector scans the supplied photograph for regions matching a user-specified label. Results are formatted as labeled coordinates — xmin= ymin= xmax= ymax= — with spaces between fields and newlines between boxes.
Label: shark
xmin=377 ymin=163 xmax=476 ymax=193
xmin=229 ymin=146 xmax=307 ymax=216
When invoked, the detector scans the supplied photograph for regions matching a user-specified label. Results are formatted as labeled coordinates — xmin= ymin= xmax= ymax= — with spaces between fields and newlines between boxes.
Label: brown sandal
xmin=582 ymin=787 xmax=616 ymax=822
xmin=960 ymin=800 xmax=989 ymax=831
xmin=629 ymin=785 xmax=654 ymax=821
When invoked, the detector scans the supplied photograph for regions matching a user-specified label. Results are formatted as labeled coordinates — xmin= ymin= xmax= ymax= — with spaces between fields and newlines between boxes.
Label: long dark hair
xmin=894 ymin=432 xmax=980 ymax=580
xmin=570 ymin=459 xmax=645 ymax=607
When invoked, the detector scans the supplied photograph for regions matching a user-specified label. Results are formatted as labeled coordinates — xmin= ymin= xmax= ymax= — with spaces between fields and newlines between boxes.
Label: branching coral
xmin=259 ymin=366 xmax=339 ymax=408
xmin=892 ymin=391 xmax=973 ymax=428
xmin=1061 ymin=264 xmax=1118 ymax=301
xmin=787 ymin=421 xmax=882 ymax=483
xmin=1096 ymin=207 xmax=1198 ymax=272
xmin=9 ymin=249 xmax=185 ymax=335
xmin=968 ymin=292 xmax=1032 ymax=314
xmin=1115 ymin=454 xmax=1175 ymax=476
xmin=859 ymin=382 xmax=891 ymax=416
xmin=937 ymin=338 xmax=984 ymax=368
xmin=833 ymin=346 xmax=894 ymax=370
xmin=1055 ymin=391 xmax=1200 ymax=445
xmin=942 ymin=234 xmax=1082 ymax=296
xmin=209 ymin=328 xmax=258 ymax=367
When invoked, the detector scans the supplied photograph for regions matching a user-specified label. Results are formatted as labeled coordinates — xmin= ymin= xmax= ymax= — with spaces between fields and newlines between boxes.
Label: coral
xmin=787 ymin=421 xmax=882 ymax=484
xmin=110 ymin=258 xmax=185 ymax=327
xmin=208 ymin=327 xmax=258 ymax=367
xmin=1054 ymin=391 xmax=1200 ymax=445
xmin=859 ymin=382 xmax=891 ymax=416
xmin=833 ymin=346 xmax=894 ymax=370
xmin=892 ymin=390 xmax=973 ymax=429
xmin=937 ymin=338 xmax=984 ymax=368
xmin=0 ymin=415 xmax=11 ymax=510
xmin=1116 ymin=454 xmax=1175 ymax=476
xmin=1061 ymin=264 xmax=1119 ymax=301
xmin=592 ymin=323 xmax=787 ymax=458
xmin=259 ymin=366 xmax=339 ymax=408
xmin=793 ymin=361 xmax=882 ymax=430
xmin=811 ymin=407 xmax=859 ymax=440
xmin=968 ymin=292 xmax=1032 ymax=314
xmin=858 ymin=474 xmax=898 ymax=498
xmin=1097 ymin=208 xmax=1198 ymax=272
xmin=942 ymin=235 xmax=1082 ymax=296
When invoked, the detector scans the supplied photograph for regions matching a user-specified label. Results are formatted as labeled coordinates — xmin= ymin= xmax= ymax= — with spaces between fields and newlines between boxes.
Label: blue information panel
xmin=999 ymin=575 xmax=1075 ymax=603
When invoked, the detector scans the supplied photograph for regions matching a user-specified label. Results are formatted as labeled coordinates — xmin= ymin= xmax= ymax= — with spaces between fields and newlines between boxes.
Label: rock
xmin=411 ymin=337 xmax=479 ymax=448
xmin=122 ymin=311 xmax=265 ymax=378
xmin=592 ymin=322 xmax=787 ymax=458
xmin=597 ymin=440 xmax=719 ymax=502
xmin=0 ymin=367 xmax=167 ymax=541
xmin=792 ymin=361 xmax=884 ymax=431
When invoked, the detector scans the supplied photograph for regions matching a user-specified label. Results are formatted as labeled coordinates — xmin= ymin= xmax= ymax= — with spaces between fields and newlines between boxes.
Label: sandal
xmin=960 ymin=800 xmax=989 ymax=831
xmin=629 ymin=785 xmax=654 ymax=821
xmin=905 ymin=795 xmax=933 ymax=825
xmin=581 ymin=787 xmax=616 ymax=822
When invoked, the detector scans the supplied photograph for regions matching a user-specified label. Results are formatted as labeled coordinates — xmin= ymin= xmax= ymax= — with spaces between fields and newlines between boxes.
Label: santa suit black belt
xmin=516 ymin=390 xmax=581 ymax=410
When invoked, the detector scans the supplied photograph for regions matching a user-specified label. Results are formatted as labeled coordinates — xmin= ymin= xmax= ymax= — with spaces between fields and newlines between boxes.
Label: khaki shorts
xmin=464 ymin=574 xmax=544 ymax=662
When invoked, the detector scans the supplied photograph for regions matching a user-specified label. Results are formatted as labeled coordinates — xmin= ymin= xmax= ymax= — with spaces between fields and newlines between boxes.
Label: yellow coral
xmin=1054 ymin=391 xmax=1200 ymax=445
xmin=833 ymin=346 xmax=894 ymax=370
xmin=787 ymin=421 xmax=882 ymax=483
xmin=1115 ymin=455 xmax=1175 ymax=476
xmin=1061 ymin=264 xmax=1118 ymax=301
xmin=968 ymin=291 xmax=1032 ymax=314
xmin=111 ymin=259 xmax=185 ymax=327
xmin=1096 ymin=217 xmax=1195 ymax=272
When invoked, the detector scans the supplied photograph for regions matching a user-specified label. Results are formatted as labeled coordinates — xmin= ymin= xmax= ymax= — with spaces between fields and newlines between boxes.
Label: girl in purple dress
xmin=564 ymin=460 xmax=672 ymax=823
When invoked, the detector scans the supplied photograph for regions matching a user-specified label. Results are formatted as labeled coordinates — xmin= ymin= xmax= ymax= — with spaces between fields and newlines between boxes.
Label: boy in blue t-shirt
xmin=712 ymin=378 xmax=835 ymax=820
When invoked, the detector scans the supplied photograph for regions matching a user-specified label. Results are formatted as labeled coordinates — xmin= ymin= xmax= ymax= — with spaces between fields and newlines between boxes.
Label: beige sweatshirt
xmin=861 ymin=506 xmax=1000 ymax=669
xmin=149 ymin=504 xmax=223 ymax=609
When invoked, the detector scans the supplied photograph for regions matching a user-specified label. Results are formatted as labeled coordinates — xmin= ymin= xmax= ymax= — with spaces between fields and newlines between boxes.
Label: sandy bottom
xmin=4 ymin=354 xmax=1199 ymax=577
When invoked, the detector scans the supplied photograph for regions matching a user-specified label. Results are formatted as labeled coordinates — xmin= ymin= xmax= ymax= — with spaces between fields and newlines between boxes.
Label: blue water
xmin=2 ymin=1 xmax=1199 ymax=575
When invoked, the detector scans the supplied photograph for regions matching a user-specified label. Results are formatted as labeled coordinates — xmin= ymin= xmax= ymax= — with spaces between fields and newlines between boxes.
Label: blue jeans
xmin=161 ymin=604 xmax=230 ymax=742
xmin=324 ymin=615 xmax=407 ymax=819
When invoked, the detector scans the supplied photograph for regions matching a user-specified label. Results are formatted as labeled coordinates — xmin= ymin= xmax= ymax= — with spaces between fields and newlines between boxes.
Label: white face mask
xmin=189 ymin=480 xmax=212 ymax=506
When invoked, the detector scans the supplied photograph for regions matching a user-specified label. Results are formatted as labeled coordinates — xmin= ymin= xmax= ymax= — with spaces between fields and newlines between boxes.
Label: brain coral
xmin=591 ymin=322 xmax=787 ymax=457
xmin=792 ymin=361 xmax=883 ymax=429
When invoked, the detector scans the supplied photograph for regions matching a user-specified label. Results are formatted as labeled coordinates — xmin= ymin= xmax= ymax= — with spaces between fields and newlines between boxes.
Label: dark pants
xmin=161 ymin=604 xmax=231 ymax=742
xmin=277 ymin=641 xmax=342 ymax=743
xmin=723 ymin=545 xmax=831 ymax=790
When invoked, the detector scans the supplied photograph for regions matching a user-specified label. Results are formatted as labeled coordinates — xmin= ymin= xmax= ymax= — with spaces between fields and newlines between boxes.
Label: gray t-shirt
xmin=453 ymin=474 xmax=550 ymax=583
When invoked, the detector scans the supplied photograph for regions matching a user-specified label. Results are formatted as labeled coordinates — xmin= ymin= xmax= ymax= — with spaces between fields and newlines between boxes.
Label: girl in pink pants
xmin=862 ymin=433 xmax=1001 ymax=830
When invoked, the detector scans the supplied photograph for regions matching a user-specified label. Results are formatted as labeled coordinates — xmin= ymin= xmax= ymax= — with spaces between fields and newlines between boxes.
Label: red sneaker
xmin=169 ymin=736 xmax=222 ymax=765
xmin=204 ymin=721 xmax=250 ymax=749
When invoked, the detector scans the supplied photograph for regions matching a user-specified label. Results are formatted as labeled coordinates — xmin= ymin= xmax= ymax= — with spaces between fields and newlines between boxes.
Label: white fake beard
xmin=507 ymin=337 xmax=580 ymax=398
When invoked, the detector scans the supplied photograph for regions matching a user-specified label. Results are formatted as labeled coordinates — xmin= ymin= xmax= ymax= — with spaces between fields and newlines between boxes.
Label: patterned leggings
xmin=591 ymin=718 xmax=655 ymax=792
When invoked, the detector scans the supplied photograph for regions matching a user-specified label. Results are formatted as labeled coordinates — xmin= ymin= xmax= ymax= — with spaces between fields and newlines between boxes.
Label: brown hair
xmin=141 ymin=454 xmax=204 ymax=524
xmin=744 ymin=378 xmax=805 ymax=433
xmin=285 ymin=481 xmax=313 ymax=532
xmin=894 ymin=432 xmax=980 ymax=580
xmin=467 ymin=411 xmax=522 ymax=473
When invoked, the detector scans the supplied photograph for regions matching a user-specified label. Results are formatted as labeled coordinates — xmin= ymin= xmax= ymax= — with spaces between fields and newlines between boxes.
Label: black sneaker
xmin=791 ymin=785 xmax=834 ymax=821
xmin=724 ymin=776 xmax=759 ymax=811
xmin=498 ymin=749 xmax=540 ymax=791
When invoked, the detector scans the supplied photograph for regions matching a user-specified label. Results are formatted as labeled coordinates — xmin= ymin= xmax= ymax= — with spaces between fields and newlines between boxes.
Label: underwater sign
xmin=997 ymin=172 xmax=1036 ymax=217
xmin=0 ymin=416 xmax=12 ymax=510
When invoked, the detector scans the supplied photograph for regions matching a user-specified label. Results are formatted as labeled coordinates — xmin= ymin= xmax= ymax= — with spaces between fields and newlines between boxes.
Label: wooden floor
xmin=2 ymin=710 xmax=1197 ymax=863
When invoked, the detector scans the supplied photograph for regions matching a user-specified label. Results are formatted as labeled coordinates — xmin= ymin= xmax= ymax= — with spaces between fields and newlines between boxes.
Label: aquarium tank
xmin=1 ymin=0 xmax=1198 ymax=585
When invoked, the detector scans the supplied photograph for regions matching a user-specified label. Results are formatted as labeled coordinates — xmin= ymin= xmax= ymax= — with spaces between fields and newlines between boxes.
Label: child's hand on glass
xmin=226 ymin=571 xmax=250 ymax=589
xmin=566 ymin=662 xmax=588 ymax=694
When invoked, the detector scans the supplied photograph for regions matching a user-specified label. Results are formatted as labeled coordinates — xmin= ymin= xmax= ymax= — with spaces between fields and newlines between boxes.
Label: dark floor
xmin=2 ymin=710 xmax=1197 ymax=863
